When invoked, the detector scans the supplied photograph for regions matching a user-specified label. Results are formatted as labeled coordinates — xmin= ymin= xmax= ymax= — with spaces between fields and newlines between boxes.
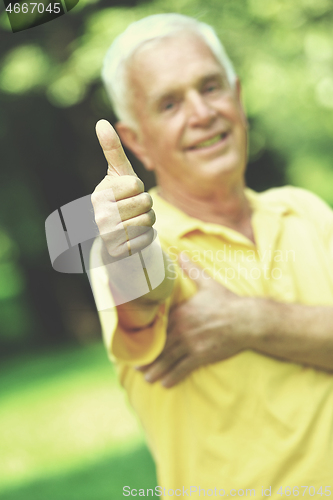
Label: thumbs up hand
xmin=91 ymin=120 xmax=156 ymax=259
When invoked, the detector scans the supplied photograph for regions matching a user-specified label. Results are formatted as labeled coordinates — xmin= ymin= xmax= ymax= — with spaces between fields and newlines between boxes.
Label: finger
xmin=161 ymin=356 xmax=199 ymax=388
xmin=98 ymin=222 xmax=150 ymax=248
xmin=92 ymin=192 xmax=153 ymax=236
xmin=135 ymin=363 xmax=153 ymax=373
xmin=95 ymin=119 xmax=136 ymax=177
xmin=144 ymin=353 xmax=186 ymax=384
xmin=117 ymin=192 xmax=153 ymax=222
xmin=108 ymin=227 xmax=155 ymax=259
xmin=141 ymin=340 xmax=187 ymax=383
xmin=134 ymin=331 xmax=181 ymax=373
xmin=101 ymin=210 xmax=155 ymax=252
xmin=178 ymin=252 xmax=212 ymax=288
xmin=123 ymin=209 xmax=156 ymax=231
xmin=93 ymin=175 xmax=144 ymax=199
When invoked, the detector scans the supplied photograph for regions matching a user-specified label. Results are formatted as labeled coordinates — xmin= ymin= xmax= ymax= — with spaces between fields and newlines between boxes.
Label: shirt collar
xmin=149 ymin=186 xmax=293 ymax=244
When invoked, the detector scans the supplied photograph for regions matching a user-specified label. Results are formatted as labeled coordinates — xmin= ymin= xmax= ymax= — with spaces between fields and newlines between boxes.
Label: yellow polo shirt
xmin=90 ymin=186 xmax=333 ymax=498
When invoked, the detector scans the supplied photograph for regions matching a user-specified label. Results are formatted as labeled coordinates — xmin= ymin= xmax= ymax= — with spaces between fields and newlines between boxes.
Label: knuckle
xmin=126 ymin=175 xmax=144 ymax=195
xmin=110 ymin=248 xmax=121 ymax=258
xmin=93 ymin=176 xmax=115 ymax=194
xmin=107 ymin=243 xmax=124 ymax=259
xmin=94 ymin=212 xmax=106 ymax=228
xmin=142 ymin=209 xmax=156 ymax=227
xmin=91 ymin=189 xmax=104 ymax=208
xmin=92 ymin=183 xmax=116 ymax=208
xmin=142 ymin=227 xmax=155 ymax=245
xmin=141 ymin=192 xmax=153 ymax=211
xmin=149 ymin=210 xmax=156 ymax=226
xmin=135 ymin=177 xmax=145 ymax=193
xmin=193 ymin=342 xmax=206 ymax=355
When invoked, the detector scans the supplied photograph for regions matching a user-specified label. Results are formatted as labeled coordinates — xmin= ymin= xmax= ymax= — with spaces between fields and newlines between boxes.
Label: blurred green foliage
xmin=0 ymin=0 xmax=332 ymax=349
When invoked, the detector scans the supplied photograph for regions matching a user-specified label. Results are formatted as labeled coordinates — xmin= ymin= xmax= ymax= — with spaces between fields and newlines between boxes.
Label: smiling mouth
xmin=190 ymin=132 xmax=228 ymax=150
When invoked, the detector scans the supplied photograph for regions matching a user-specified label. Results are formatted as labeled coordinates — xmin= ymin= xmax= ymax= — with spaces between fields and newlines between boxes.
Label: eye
xmin=164 ymin=101 xmax=175 ymax=110
xmin=202 ymin=79 xmax=224 ymax=95
xmin=159 ymin=98 xmax=179 ymax=113
xmin=203 ymin=83 xmax=219 ymax=94
xmin=206 ymin=84 xmax=217 ymax=92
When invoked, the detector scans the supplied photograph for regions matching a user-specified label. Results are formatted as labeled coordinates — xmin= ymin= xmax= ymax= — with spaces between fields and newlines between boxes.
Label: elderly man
xmin=90 ymin=13 xmax=333 ymax=498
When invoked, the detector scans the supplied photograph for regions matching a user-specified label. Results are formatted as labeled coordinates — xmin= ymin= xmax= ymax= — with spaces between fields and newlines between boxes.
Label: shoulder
xmin=253 ymin=187 xmax=333 ymax=251
xmin=257 ymin=185 xmax=333 ymax=222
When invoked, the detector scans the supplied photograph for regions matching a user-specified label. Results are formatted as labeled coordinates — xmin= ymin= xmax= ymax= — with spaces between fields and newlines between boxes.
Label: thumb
xmin=95 ymin=119 xmax=137 ymax=177
xmin=178 ymin=252 xmax=212 ymax=289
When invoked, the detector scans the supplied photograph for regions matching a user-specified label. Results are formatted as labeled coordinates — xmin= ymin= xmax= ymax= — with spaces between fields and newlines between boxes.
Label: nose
xmin=186 ymin=90 xmax=217 ymax=127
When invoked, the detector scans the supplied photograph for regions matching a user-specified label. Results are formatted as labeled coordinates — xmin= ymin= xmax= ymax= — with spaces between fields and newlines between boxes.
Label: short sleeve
xmin=286 ymin=187 xmax=333 ymax=258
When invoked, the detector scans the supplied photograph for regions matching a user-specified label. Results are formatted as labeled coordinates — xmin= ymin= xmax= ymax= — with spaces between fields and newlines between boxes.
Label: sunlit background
xmin=0 ymin=0 xmax=333 ymax=498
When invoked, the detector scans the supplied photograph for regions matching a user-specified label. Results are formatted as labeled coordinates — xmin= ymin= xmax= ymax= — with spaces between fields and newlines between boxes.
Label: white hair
xmin=101 ymin=13 xmax=237 ymax=129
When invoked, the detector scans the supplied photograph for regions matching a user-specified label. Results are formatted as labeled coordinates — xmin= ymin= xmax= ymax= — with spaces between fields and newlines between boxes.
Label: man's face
xmin=127 ymin=33 xmax=248 ymax=195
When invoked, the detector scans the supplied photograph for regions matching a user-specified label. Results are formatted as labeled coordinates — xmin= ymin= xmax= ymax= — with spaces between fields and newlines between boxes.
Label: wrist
xmin=237 ymin=297 xmax=273 ymax=350
xmin=136 ymin=252 xmax=175 ymax=304
xmin=100 ymin=235 xmax=173 ymax=306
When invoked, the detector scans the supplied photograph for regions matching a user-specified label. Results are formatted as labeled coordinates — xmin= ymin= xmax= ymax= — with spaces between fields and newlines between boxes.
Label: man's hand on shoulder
xmin=138 ymin=254 xmax=333 ymax=387
xmin=137 ymin=254 xmax=256 ymax=387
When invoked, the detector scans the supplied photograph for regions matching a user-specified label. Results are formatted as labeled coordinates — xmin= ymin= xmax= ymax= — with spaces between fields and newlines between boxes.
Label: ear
xmin=234 ymin=78 xmax=248 ymax=128
xmin=115 ymin=122 xmax=155 ymax=171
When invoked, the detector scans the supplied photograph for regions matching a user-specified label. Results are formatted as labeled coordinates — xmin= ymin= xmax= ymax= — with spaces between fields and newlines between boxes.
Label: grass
xmin=0 ymin=342 xmax=157 ymax=499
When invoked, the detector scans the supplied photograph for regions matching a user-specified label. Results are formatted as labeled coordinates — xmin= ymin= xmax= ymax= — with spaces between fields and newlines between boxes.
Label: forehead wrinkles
xmin=130 ymin=34 xmax=224 ymax=90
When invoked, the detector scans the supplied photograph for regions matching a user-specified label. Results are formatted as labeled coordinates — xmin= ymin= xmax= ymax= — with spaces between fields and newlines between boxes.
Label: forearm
xmin=247 ymin=298 xmax=333 ymax=371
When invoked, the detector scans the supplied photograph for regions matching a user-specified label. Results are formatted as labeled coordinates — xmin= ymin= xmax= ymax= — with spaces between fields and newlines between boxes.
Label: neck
xmin=157 ymin=178 xmax=255 ymax=243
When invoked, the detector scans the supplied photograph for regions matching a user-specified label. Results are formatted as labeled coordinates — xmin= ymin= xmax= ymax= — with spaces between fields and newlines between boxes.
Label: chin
xmin=197 ymin=158 xmax=241 ymax=179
